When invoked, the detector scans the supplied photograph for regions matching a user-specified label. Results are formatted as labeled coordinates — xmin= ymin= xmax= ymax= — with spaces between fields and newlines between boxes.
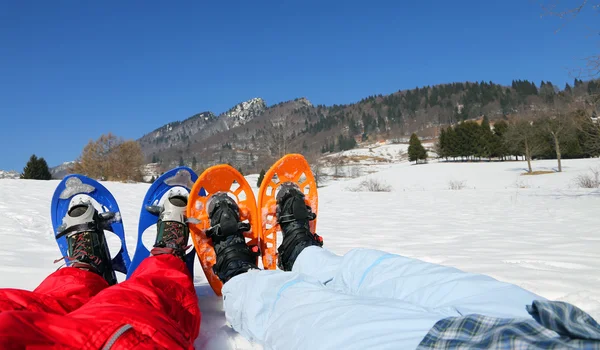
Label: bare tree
xmin=505 ymin=118 xmax=545 ymax=173
xmin=73 ymin=133 xmax=120 ymax=179
xmin=541 ymin=0 xmax=600 ymax=77
xmin=574 ymin=107 xmax=600 ymax=153
xmin=73 ymin=133 xmax=144 ymax=181
xmin=111 ymin=140 xmax=144 ymax=181
xmin=538 ymin=109 xmax=574 ymax=172
xmin=311 ymin=162 xmax=325 ymax=187
xmin=268 ymin=114 xmax=292 ymax=158
xmin=329 ymin=155 xmax=344 ymax=178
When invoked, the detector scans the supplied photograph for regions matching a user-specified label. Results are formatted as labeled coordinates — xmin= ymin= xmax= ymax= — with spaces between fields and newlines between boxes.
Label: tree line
xmin=437 ymin=109 xmax=600 ymax=173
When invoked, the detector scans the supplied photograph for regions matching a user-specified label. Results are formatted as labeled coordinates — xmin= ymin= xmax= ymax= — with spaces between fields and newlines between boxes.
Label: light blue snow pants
xmin=222 ymin=247 xmax=543 ymax=349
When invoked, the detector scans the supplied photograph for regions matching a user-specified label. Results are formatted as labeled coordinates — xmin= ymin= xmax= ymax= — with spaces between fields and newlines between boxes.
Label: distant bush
xmin=349 ymin=178 xmax=392 ymax=192
xmin=575 ymin=168 xmax=600 ymax=188
xmin=448 ymin=180 xmax=466 ymax=190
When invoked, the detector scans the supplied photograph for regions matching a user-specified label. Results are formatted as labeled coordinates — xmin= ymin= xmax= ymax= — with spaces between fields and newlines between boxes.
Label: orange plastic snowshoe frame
xmin=187 ymin=165 xmax=259 ymax=296
xmin=258 ymin=154 xmax=318 ymax=270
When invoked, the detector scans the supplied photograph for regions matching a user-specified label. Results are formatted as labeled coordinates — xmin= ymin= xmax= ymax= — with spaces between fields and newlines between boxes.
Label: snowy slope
xmin=0 ymin=158 xmax=599 ymax=349
xmin=0 ymin=170 xmax=20 ymax=179
xmin=322 ymin=141 xmax=435 ymax=164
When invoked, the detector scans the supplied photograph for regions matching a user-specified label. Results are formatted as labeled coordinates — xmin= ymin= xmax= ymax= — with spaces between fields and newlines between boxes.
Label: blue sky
xmin=0 ymin=0 xmax=597 ymax=170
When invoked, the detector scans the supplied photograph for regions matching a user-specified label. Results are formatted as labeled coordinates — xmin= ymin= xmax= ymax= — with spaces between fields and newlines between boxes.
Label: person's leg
xmin=0 ymin=267 xmax=107 ymax=315
xmin=0 ymin=201 xmax=123 ymax=316
xmin=72 ymin=193 xmax=201 ymax=348
xmin=70 ymin=254 xmax=201 ymax=348
xmin=326 ymin=248 xmax=543 ymax=318
xmin=291 ymin=245 xmax=343 ymax=284
xmin=214 ymin=185 xmax=441 ymax=349
xmin=0 ymin=255 xmax=199 ymax=349
xmin=0 ymin=192 xmax=201 ymax=349
xmin=223 ymin=269 xmax=445 ymax=350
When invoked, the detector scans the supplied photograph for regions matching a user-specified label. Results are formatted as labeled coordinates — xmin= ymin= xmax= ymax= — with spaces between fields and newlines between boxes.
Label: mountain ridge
xmin=137 ymin=78 xmax=599 ymax=173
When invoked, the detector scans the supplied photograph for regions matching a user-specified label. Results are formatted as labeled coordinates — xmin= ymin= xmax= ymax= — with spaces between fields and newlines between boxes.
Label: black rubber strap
xmin=207 ymin=222 xmax=250 ymax=239
xmin=56 ymin=222 xmax=96 ymax=240
xmin=213 ymin=243 xmax=258 ymax=272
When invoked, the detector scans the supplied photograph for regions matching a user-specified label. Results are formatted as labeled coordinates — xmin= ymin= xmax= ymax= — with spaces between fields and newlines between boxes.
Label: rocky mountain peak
xmin=295 ymin=97 xmax=312 ymax=107
xmin=223 ymin=98 xmax=267 ymax=128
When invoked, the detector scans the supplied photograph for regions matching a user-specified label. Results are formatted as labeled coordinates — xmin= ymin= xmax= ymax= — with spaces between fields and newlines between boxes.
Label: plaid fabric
xmin=418 ymin=300 xmax=600 ymax=349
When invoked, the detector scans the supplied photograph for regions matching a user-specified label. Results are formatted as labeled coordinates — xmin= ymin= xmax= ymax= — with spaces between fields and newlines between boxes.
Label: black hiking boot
xmin=151 ymin=194 xmax=190 ymax=260
xmin=206 ymin=193 xmax=259 ymax=283
xmin=57 ymin=203 xmax=117 ymax=285
xmin=276 ymin=182 xmax=323 ymax=271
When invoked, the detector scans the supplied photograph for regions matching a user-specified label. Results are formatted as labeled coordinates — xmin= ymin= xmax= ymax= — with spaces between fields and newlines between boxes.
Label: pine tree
xmin=408 ymin=133 xmax=426 ymax=164
xmin=437 ymin=128 xmax=447 ymax=159
xmin=21 ymin=154 xmax=52 ymax=180
xmin=179 ymin=156 xmax=184 ymax=167
xmin=491 ymin=120 xmax=509 ymax=160
xmin=479 ymin=116 xmax=494 ymax=159
xmin=445 ymin=126 xmax=458 ymax=159
xmin=257 ymin=169 xmax=266 ymax=187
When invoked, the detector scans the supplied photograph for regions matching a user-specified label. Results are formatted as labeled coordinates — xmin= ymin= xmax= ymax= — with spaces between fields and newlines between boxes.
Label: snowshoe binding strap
xmin=276 ymin=183 xmax=322 ymax=271
xmin=212 ymin=235 xmax=259 ymax=282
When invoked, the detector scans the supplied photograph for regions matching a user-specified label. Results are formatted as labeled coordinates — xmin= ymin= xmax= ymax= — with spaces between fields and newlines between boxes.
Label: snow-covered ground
xmin=0 ymin=157 xmax=599 ymax=349
xmin=323 ymin=142 xmax=411 ymax=164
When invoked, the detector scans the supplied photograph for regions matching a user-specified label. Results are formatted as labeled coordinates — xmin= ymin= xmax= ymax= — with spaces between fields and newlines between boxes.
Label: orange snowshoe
xmin=187 ymin=165 xmax=259 ymax=295
xmin=257 ymin=154 xmax=318 ymax=270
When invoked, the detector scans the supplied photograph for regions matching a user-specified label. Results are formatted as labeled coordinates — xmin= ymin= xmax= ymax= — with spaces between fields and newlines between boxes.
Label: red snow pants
xmin=0 ymin=254 xmax=201 ymax=349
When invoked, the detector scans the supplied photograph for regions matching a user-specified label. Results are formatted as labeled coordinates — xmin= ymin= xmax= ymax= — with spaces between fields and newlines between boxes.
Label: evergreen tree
xmin=179 ymin=156 xmax=184 ymax=166
xmin=408 ymin=133 xmax=427 ymax=164
xmin=479 ymin=116 xmax=495 ymax=159
xmin=192 ymin=156 xmax=197 ymax=169
xmin=588 ymin=80 xmax=599 ymax=95
xmin=454 ymin=121 xmax=480 ymax=159
xmin=257 ymin=169 xmax=266 ymax=187
xmin=491 ymin=120 xmax=509 ymax=159
xmin=337 ymin=134 xmax=357 ymax=151
xmin=437 ymin=128 xmax=447 ymax=159
xmin=445 ymin=126 xmax=459 ymax=159
xmin=21 ymin=154 xmax=52 ymax=180
xmin=348 ymin=119 xmax=360 ymax=135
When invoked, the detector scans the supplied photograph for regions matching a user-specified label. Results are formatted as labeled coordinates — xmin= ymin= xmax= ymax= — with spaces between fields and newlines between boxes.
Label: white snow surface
xmin=1 ymin=158 xmax=599 ymax=349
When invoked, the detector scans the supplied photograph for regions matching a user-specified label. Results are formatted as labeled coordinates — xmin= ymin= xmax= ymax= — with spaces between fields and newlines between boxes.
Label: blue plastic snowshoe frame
xmin=127 ymin=167 xmax=204 ymax=279
xmin=50 ymin=174 xmax=131 ymax=275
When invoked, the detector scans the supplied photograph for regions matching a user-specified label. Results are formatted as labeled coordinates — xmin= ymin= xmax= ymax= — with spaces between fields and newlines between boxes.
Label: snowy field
xmin=1 ymin=157 xmax=599 ymax=349
xmin=323 ymin=142 xmax=411 ymax=164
